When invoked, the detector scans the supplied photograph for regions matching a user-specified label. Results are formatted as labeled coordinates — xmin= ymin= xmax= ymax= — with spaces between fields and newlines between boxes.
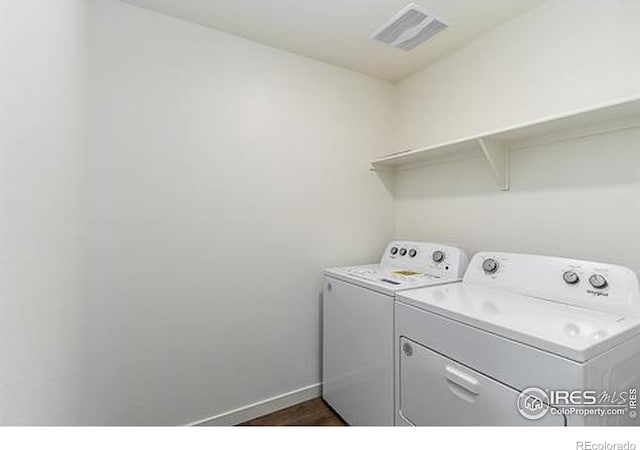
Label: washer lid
xmin=397 ymin=283 xmax=640 ymax=362
xmin=324 ymin=264 xmax=460 ymax=296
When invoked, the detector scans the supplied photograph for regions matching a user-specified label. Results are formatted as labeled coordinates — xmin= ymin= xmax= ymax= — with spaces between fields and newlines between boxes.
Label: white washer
xmin=395 ymin=252 xmax=640 ymax=426
xmin=322 ymin=241 xmax=468 ymax=426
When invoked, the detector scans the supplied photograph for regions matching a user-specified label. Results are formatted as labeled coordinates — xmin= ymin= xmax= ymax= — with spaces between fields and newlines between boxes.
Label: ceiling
xmin=121 ymin=0 xmax=544 ymax=82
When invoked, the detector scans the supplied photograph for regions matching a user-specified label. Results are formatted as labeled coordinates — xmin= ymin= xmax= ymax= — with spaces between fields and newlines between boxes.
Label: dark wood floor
xmin=239 ymin=398 xmax=347 ymax=426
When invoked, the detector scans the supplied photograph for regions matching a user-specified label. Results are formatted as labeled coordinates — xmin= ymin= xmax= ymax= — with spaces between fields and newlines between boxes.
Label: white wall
xmin=83 ymin=0 xmax=394 ymax=425
xmin=0 ymin=1 xmax=86 ymax=424
xmin=393 ymin=0 xmax=640 ymax=274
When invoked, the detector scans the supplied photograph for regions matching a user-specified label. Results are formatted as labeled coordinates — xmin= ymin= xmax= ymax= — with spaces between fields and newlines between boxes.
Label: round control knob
xmin=589 ymin=274 xmax=608 ymax=289
xmin=563 ymin=271 xmax=580 ymax=285
xmin=399 ymin=248 xmax=407 ymax=256
xmin=482 ymin=258 xmax=499 ymax=274
xmin=390 ymin=247 xmax=398 ymax=255
xmin=432 ymin=250 xmax=445 ymax=263
xmin=409 ymin=249 xmax=417 ymax=258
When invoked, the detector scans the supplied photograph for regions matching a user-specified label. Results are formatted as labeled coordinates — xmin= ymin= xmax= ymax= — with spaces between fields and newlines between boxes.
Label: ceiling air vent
xmin=371 ymin=3 xmax=448 ymax=51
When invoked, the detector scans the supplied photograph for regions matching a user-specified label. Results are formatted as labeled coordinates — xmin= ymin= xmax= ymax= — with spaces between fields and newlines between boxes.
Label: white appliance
xmin=322 ymin=241 xmax=469 ymax=426
xmin=395 ymin=252 xmax=640 ymax=426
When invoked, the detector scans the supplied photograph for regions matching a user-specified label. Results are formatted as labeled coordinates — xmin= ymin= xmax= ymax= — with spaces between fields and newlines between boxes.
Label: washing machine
xmin=322 ymin=241 xmax=468 ymax=426
xmin=395 ymin=252 xmax=640 ymax=426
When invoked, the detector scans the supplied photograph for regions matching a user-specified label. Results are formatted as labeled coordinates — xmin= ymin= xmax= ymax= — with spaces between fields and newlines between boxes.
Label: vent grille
xmin=371 ymin=3 xmax=448 ymax=51
xmin=374 ymin=8 xmax=428 ymax=45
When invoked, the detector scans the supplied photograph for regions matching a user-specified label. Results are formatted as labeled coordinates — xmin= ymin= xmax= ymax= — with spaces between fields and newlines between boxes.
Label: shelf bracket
xmin=477 ymin=138 xmax=510 ymax=191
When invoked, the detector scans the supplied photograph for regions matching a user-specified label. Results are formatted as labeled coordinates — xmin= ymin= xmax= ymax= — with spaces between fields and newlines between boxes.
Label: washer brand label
xmin=587 ymin=289 xmax=609 ymax=297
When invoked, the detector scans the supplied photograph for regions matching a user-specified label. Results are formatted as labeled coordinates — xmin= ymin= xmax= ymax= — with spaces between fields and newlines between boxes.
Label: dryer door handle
xmin=444 ymin=365 xmax=480 ymax=395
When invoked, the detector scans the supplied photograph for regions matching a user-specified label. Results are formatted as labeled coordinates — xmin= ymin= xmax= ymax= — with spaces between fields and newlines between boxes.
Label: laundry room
xmin=2 ymin=0 xmax=639 ymax=447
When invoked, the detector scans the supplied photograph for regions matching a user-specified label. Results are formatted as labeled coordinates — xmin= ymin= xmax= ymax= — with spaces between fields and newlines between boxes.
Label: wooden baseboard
xmin=186 ymin=383 xmax=322 ymax=426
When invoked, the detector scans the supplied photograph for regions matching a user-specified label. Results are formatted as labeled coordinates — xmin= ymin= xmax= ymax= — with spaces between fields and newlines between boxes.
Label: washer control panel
xmin=382 ymin=241 xmax=469 ymax=279
xmin=465 ymin=252 xmax=640 ymax=317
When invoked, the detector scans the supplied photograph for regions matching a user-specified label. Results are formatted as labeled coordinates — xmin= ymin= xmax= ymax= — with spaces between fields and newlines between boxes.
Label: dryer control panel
xmin=464 ymin=252 xmax=640 ymax=318
xmin=382 ymin=241 xmax=468 ymax=279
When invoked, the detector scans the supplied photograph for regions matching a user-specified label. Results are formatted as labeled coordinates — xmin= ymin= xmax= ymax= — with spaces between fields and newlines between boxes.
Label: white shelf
xmin=371 ymin=97 xmax=640 ymax=191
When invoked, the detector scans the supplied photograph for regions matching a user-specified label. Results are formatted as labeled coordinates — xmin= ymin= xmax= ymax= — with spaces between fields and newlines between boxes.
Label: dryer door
xmin=399 ymin=337 xmax=565 ymax=426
